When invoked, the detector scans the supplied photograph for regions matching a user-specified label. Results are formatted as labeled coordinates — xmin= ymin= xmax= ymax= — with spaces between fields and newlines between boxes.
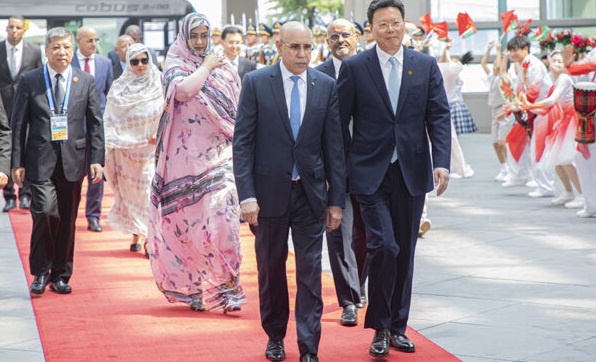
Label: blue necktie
xmin=388 ymin=57 xmax=399 ymax=114
xmin=290 ymin=75 xmax=301 ymax=179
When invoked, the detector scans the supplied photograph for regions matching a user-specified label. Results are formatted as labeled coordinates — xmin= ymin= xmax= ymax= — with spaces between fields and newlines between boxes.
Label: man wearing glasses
xmin=72 ymin=26 xmax=114 ymax=233
xmin=337 ymin=0 xmax=451 ymax=357
xmin=11 ymin=27 xmax=104 ymax=296
xmin=234 ymin=21 xmax=345 ymax=362
xmin=315 ymin=18 xmax=364 ymax=328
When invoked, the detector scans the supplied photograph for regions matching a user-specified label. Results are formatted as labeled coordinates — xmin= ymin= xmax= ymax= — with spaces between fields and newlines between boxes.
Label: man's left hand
xmin=0 ymin=172 xmax=7 ymax=188
xmin=90 ymin=164 xmax=103 ymax=184
xmin=325 ymin=206 xmax=343 ymax=232
xmin=434 ymin=168 xmax=449 ymax=196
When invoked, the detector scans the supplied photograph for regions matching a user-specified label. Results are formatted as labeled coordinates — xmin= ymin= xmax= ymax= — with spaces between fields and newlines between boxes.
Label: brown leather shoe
xmin=390 ymin=333 xmax=415 ymax=353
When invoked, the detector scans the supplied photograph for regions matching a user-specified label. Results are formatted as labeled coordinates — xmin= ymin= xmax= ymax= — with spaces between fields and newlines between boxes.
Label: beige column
xmin=222 ymin=0 xmax=258 ymax=27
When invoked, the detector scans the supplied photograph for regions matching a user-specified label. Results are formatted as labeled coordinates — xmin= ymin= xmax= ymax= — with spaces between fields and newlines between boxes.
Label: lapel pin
xmin=73 ymin=77 xmax=79 ymax=83
xmin=310 ymin=81 xmax=315 ymax=86
xmin=407 ymin=70 xmax=412 ymax=75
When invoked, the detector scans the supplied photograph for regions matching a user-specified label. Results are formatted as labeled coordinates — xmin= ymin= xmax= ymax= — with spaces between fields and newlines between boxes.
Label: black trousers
xmin=250 ymin=181 xmax=325 ymax=356
xmin=325 ymin=194 xmax=361 ymax=307
xmin=355 ymin=162 xmax=425 ymax=334
xmin=28 ymin=159 xmax=83 ymax=282
xmin=350 ymin=194 xmax=368 ymax=292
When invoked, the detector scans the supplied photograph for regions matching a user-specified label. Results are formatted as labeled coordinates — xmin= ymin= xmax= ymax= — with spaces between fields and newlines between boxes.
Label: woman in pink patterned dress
xmin=148 ymin=13 xmax=246 ymax=312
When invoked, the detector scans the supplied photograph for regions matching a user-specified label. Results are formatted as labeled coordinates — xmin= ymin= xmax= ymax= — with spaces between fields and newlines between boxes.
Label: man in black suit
xmin=315 ymin=18 xmax=363 ymax=327
xmin=233 ymin=22 xmax=345 ymax=362
xmin=11 ymin=27 xmax=104 ymax=296
xmin=111 ymin=34 xmax=134 ymax=80
xmin=337 ymin=0 xmax=451 ymax=357
xmin=221 ymin=26 xmax=257 ymax=81
xmin=0 ymin=98 xmax=9 ymax=189
xmin=0 ymin=15 xmax=43 ymax=212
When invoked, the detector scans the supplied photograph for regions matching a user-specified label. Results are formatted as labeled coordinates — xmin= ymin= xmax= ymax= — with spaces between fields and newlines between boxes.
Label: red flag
xmin=433 ymin=21 xmax=450 ymax=41
xmin=517 ymin=19 xmax=533 ymax=36
xmin=456 ymin=12 xmax=476 ymax=38
xmin=500 ymin=10 xmax=520 ymax=32
xmin=419 ymin=13 xmax=432 ymax=34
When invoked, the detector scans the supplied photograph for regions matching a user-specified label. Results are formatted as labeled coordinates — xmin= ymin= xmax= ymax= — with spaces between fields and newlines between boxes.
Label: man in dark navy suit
xmin=337 ymin=0 xmax=451 ymax=357
xmin=0 ymin=15 xmax=43 ymax=211
xmin=315 ymin=18 xmax=364 ymax=327
xmin=11 ymin=27 xmax=104 ymax=296
xmin=234 ymin=21 xmax=345 ymax=362
xmin=221 ymin=26 xmax=257 ymax=81
xmin=71 ymin=26 xmax=113 ymax=232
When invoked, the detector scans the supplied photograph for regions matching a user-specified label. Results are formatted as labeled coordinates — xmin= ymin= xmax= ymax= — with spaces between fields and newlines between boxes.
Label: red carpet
xmin=9 ymin=182 xmax=459 ymax=361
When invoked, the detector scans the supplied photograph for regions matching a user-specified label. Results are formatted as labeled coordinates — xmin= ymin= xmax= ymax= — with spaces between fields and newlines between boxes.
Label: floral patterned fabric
xmin=104 ymin=43 xmax=163 ymax=237
xmin=148 ymin=13 xmax=245 ymax=311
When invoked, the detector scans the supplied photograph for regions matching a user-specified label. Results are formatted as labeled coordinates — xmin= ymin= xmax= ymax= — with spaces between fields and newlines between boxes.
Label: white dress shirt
xmin=47 ymin=65 xmax=72 ymax=107
xmin=279 ymin=61 xmax=307 ymax=125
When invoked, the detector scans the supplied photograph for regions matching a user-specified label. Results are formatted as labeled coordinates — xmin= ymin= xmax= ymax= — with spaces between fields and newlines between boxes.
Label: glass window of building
xmin=507 ymin=0 xmax=540 ymax=20
xmin=548 ymin=0 xmax=596 ymax=19
xmin=430 ymin=0 xmax=498 ymax=22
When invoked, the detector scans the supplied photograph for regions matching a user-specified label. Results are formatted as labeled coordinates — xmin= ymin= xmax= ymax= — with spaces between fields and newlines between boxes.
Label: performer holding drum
xmin=571 ymin=82 xmax=596 ymax=217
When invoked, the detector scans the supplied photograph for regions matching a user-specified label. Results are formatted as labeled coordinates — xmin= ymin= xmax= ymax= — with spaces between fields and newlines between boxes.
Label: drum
xmin=573 ymin=82 xmax=596 ymax=144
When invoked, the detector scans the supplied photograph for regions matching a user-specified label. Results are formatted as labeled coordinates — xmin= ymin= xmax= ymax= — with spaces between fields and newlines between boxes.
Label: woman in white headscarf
xmin=104 ymin=43 xmax=164 ymax=255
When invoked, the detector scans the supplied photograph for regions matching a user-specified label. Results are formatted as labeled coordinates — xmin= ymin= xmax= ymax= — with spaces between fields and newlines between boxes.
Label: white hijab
xmin=104 ymin=43 xmax=164 ymax=148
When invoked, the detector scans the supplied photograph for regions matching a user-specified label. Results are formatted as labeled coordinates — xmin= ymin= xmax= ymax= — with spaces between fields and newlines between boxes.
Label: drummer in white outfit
xmin=563 ymin=46 xmax=596 ymax=217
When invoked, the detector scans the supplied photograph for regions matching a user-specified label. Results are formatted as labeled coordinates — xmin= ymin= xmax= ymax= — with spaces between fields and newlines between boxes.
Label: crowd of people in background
xmin=0 ymin=0 xmax=595 ymax=360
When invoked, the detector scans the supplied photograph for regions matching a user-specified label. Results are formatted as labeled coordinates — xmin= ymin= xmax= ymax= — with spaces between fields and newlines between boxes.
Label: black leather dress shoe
xmin=265 ymin=339 xmax=285 ymax=361
xmin=87 ymin=219 xmax=103 ymax=232
xmin=299 ymin=353 xmax=318 ymax=362
xmin=340 ymin=304 xmax=358 ymax=326
xmin=19 ymin=195 xmax=31 ymax=209
xmin=356 ymin=285 xmax=367 ymax=308
xmin=369 ymin=329 xmax=390 ymax=357
xmin=390 ymin=333 xmax=415 ymax=353
xmin=29 ymin=274 xmax=50 ymax=295
xmin=2 ymin=199 xmax=16 ymax=212
xmin=49 ymin=279 xmax=72 ymax=294
xmin=355 ymin=295 xmax=366 ymax=308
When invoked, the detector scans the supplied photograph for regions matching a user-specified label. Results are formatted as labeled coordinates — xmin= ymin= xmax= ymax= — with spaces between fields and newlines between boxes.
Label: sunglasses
xmin=130 ymin=58 xmax=149 ymax=66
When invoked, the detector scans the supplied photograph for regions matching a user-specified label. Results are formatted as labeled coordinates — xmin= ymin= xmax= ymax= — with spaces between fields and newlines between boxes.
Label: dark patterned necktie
xmin=55 ymin=73 xmax=64 ymax=113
